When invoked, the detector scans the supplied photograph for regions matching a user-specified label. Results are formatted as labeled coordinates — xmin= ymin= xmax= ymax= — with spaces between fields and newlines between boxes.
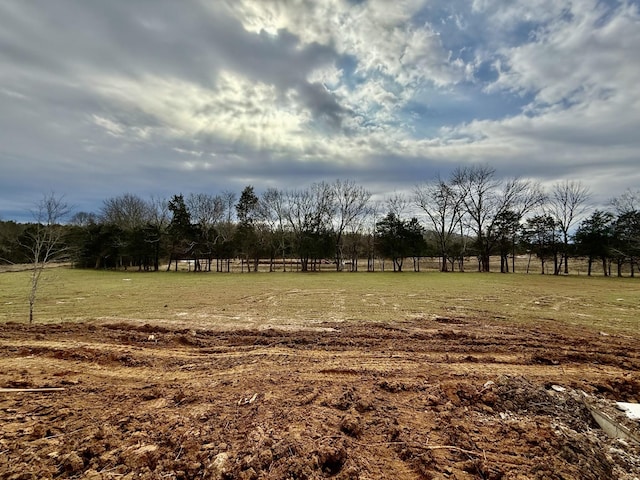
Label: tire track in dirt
xmin=0 ymin=317 xmax=638 ymax=479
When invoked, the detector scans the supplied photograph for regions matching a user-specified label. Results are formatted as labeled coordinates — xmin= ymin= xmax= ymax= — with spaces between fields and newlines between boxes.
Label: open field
xmin=0 ymin=268 xmax=639 ymax=479
xmin=1 ymin=267 xmax=639 ymax=334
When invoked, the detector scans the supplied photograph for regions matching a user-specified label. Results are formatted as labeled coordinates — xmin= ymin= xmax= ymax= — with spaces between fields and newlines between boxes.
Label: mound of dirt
xmin=0 ymin=317 xmax=638 ymax=479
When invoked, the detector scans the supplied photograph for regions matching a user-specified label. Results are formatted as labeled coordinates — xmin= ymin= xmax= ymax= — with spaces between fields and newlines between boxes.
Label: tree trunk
xmin=500 ymin=253 xmax=509 ymax=273
xmin=617 ymin=259 xmax=623 ymax=277
xmin=482 ymin=253 xmax=490 ymax=272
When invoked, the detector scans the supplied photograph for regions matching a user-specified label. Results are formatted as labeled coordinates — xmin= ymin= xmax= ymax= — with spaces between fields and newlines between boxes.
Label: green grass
xmin=0 ymin=267 xmax=638 ymax=336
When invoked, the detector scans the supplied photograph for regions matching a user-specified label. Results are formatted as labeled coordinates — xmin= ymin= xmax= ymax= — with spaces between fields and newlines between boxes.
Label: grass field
xmin=1 ymin=267 xmax=638 ymax=335
xmin=1 ymin=267 xmax=639 ymax=478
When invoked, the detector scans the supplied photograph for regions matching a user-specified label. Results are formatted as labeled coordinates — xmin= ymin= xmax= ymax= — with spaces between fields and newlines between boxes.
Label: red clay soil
xmin=0 ymin=316 xmax=639 ymax=479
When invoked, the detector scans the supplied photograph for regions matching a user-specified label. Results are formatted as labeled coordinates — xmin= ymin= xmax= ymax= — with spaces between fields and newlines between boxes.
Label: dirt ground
xmin=0 ymin=316 xmax=639 ymax=480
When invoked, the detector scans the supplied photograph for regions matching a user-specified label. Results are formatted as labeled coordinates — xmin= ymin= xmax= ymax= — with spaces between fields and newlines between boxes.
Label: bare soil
xmin=0 ymin=316 xmax=639 ymax=480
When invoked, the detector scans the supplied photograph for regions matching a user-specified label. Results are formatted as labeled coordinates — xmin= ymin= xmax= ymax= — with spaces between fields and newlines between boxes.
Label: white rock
xmin=616 ymin=402 xmax=640 ymax=420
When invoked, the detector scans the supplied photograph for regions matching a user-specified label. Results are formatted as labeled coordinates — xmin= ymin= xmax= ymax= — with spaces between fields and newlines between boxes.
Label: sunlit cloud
xmin=0 ymin=0 xmax=639 ymax=219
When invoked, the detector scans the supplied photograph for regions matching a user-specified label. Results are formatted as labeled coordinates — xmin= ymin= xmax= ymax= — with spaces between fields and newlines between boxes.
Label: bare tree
xmin=221 ymin=190 xmax=237 ymax=225
xmin=385 ymin=192 xmax=410 ymax=218
xmin=414 ymin=176 xmax=464 ymax=272
xmin=365 ymin=200 xmax=384 ymax=271
xmin=285 ymin=182 xmax=336 ymax=271
xmin=99 ymin=194 xmax=155 ymax=269
xmin=549 ymin=180 xmax=591 ymax=275
xmin=453 ymin=165 xmax=500 ymax=271
xmin=147 ymin=196 xmax=170 ymax=271
xmin=23 ymin=193 xmax=71 ymax=323
xmin=332 ymin=180 xmax=371 ymax=271
xmin=610 ymin=189 xmax=639 ymax=215
xmin=69 ymin=211 xmax=97 ymax=227
xmin=454 ymin=165 xmax=544 ymax=272
xmin=100 ymin=193 xmax=151 ymax=230
xmin=186 ymin=193 xmax=225 ymax=229
xmin=503 ymin=179 xmax=546 ymax=273
xmin=259 ymin=188 xmax=288 ymax=271
xmin=187 ymin=193 xmax=225 ymax=271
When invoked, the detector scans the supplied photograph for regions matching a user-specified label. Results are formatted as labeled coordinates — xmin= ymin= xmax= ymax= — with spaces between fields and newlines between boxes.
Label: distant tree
xmin=454 ymin=165 xmax=544 ymax=272
xmin=364 ymin=201 xmax=384 ymax=272
xmin=610 ymin=189 xmax=640 ymax=277
xmin=100 ymin=193 xmax=155 ymax=269
xmin=0 ymin=220 xmax=27 ymax=265
xmin=494 ymin=210 xmax=522 ymax=273
xmin=405 ymin=217 xmax=428 ymax=272
xmin=146 ymin=196 xmax=170 ymax=271
xmin=610 ymin=212 xmax=639 ymax=276
xmin=549 ymin=180 xmax=591 ymax=275
xmin=216 ymin=191 xmax=238 ymax=272
xmin=610 ymin=189 xmax=639 ymax=217
xmin=522 ymin=215 xmax=559 ymax=274
xmin=101 ymin=193 xmax=151 ymax=231
xmin=342 ymin=231 xmax=368 ymax=271
xmin=235 ymin=186 xmax=261 ymax=271
xmin=166 ymin=194 xmax=194 ymax=271
xmin=385 ymin=192 xmax=410 ymax=218
xmin=69 ymin=211 xmax=98 ymax=227
xmin=414 ymin=176 xmax=464 ymax=272
xmin=285 ymin=183 xmax=336 ymax=271
xmin=72 ymin=222 xmax=122 ymax=269
xmin=574 ymin=210 xmax=614 ymax=276
xmin=21 ymin=193 xmax=71 ymax=323
xmin=236 ymin=186 xmax=259 ymax=225
xmin=375 ymin=212 xmax=425 ymax=272
xmin=259 ymin=188 xmax=289 ymax=271
xmin=332 ymin=180 xmax=371 ymax=271
xmin=453 ymin=165 xmax=500 ymax=271
xmin=187 ymin=193 xmax=224 ymax=271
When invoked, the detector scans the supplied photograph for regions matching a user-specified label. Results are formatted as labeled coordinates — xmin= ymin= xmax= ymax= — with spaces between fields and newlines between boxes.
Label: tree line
xmin=1 ymin=166 xmax=639 ymax=277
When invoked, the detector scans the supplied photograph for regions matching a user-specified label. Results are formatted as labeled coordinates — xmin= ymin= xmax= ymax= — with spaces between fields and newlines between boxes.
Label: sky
xmin=1 ymin=0 xmax=639 ymax=222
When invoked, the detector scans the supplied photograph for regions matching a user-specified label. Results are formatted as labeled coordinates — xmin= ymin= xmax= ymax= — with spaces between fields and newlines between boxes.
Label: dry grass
xmin=0 ymin=267 xmax=638 ymax=336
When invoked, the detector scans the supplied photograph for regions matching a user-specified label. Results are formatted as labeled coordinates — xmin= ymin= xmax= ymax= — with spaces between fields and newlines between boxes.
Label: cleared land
xmin=0 ymin=269 xmax=639 ymax=479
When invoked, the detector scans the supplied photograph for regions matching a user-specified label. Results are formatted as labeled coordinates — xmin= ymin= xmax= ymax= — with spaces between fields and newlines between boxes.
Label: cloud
xmin=488 ymin=0 xmax=640 ymax=106
xmin=0 ymin=0 xmax=639 ymax=219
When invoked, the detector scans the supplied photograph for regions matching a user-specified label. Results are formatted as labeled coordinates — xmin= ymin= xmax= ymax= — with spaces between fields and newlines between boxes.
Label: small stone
xmin=209 ymin=452 xmax=230 ymax=479
xmin=122 ymin=444 xmax=159 ymax=469
xmin=62 ymin=452 xmax=84 ymax=473
xmin=340 ymin=414 xmax=362 ymax=438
